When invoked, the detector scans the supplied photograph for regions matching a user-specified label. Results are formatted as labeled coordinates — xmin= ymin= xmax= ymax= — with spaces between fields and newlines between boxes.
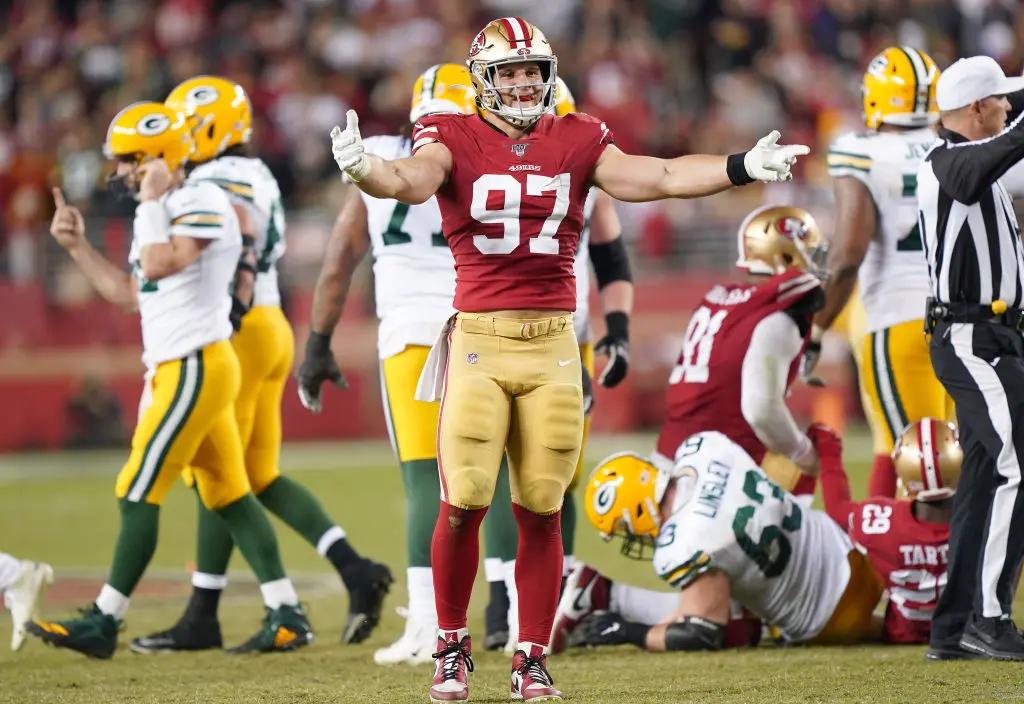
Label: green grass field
xmin=0 ymin=428 xmax=1021 ymax=703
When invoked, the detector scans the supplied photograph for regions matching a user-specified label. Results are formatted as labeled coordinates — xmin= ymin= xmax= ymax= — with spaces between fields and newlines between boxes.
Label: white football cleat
xmin=5 ymin=560 xmax=54 ymax=651
xmin=374 ymin=607 xmax=437 ymax=665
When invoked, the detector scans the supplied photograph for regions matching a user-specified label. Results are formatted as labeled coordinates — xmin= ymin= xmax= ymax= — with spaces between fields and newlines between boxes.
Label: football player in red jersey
xmin=330 ymin=17 xmax=809 ymax=703
xmin=816 ymin=418 xmax=961 ymax=652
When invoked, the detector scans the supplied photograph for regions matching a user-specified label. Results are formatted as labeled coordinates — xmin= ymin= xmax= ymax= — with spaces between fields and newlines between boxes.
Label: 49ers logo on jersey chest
xmin=511 ymin=142 xmax=529 ymax=158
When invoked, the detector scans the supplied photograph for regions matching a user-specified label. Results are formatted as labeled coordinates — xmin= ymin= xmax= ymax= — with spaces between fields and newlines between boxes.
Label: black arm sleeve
xmin=929 ymin=111 xmax=1024 ymax=205
xmin=589 ymin=237 xmax=632 ymax=290
xmin=662 ymin=617 xmax=726 ymax=652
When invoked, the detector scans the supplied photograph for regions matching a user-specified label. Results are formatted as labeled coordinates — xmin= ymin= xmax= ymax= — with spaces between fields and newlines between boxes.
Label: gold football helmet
xmin=467 ymin=17 xmax=557 ymax=128
xmin=103 ymin=101 xmax=193 ymax=171
xmin=735 ymin=204 xmax=828 ymax=278
xmin=583 ymin=452 xmax=671 ymax=559
xmin=862 ymin=46 xmax=940 ymax=129
xmin=893 ymin=418 xmax=961 ymax=502
xmin=410 ymin=63 xmax=477 ymax=124
xmin=165 ymin=75 xmax=252 ymax=164
xmin=551 ymin=76 xmax=576 ymax=116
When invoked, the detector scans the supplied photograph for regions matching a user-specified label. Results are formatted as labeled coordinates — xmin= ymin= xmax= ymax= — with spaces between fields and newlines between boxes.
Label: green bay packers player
xmin=569 ymin=429 xmax=884 ymax=651
xmin=28 ymin=102 xmax=312 ymax=658
xmin=802 ymin=46 xmax=953 ymax=497
xmin=481 ymin=76 xmax=634 ymax=653
xmin=297 ymin=63 xmax=477 ymax=666
xmin=127 ymin=77 xmax=392 ymax=654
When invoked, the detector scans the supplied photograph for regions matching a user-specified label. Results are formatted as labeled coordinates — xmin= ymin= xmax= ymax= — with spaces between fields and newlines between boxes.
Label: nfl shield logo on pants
xmin=511 ymin=143 xmax=528 ymax=158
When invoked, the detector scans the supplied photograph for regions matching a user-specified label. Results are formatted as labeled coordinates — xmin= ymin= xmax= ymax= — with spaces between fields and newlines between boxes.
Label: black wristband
xmin=306 ymin=330 xmax=333 ymax=353
xmin=604 ymin=311 xmax=629 ymax=342
xmin=624 ymin=621 xmax=651 ymax=648
xmin=727 ymin=153 xmax=755 ymax=186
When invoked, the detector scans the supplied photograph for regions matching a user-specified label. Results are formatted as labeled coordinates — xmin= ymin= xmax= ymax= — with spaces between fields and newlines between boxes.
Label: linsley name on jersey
xmin=689 ymin=460 xmax=731 ymax=519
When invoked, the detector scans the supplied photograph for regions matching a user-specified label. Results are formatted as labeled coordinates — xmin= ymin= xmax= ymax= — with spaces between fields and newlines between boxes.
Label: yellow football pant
xmin=116 ymin=340 xmax=250 ymax=509
xmin=381 ymin=345 xmax=441 ymax=463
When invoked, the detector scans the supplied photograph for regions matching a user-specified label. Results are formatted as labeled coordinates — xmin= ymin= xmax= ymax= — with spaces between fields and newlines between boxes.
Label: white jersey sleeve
xmin=827 ymin=129 xmax=936 ymax=333
xmin=359 ymin=134 xmax=456 ymax=359
xmin=131 ymin=181 xmax=240 ymax=368
xmin=572 ymin=188 xmax=597 ymax=343
xmin=651 ymin=431 xmax=854 ymax=643
xmin=188 ymin=156 xmax=286 ymax=307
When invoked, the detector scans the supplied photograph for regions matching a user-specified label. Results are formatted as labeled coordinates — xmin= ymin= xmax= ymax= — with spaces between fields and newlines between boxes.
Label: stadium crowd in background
xmin=0 ymin=0 xmax=1022 ymax=294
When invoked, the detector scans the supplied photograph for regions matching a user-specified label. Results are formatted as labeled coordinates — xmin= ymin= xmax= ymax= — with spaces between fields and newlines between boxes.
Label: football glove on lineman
xmin=569 ymin=611 xmax=631 ymax=648
xmin=595 ymin=312 xmax=629 ymax=388
xmin=297 ymin=331 xmax=348 ymax=414
xmin=743 ymin=130 xmax=810 ymax=183
xmin=330 ymin=109 xmax=371 ymax=183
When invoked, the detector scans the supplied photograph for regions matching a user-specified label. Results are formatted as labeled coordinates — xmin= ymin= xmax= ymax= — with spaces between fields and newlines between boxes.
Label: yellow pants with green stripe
xmin=116 ymin=340 xmax=250 ymax=509
xmin=860 ymin=319 xmax=955 ymax=454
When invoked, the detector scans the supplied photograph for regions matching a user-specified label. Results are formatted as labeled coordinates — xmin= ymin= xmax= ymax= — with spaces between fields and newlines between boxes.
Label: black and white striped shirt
xmin=917 ymin=111 xmax=1024 ymax=306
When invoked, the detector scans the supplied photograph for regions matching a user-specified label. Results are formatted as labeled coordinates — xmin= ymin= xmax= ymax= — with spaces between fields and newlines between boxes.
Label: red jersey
xmin=820 ymin=464 xmax=949 ymax=644
xmin=655 ymin=269 xmax=821 ymax=464
xmin=411 ymin=112 xmax=613 ymax=312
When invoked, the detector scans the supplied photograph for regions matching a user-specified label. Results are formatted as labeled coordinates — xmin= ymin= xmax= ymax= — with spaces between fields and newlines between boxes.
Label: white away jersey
xmin=827 ymin=129 xmax=936 ymax=333
xmin=129 ymin=180 xmax=240 ymax=368
xmin=189 ymin=155 xmax=285 ymax=307
xmin=572 ymin=189 xmax=597 ymax=342
xmin=357 ymin=134 xmax=457 ymax=359
xmin=652 ymin=431 xmax=853 ymax=643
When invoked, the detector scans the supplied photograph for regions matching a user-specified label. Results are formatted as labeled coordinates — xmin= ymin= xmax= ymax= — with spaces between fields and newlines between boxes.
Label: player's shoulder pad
xmin=165 ymin=179 xmax=232 ymax=230
xmin=827 ymin=131 xmax=874 ymax=177
xmin=411 ymin=114 xmax=463 ymax=154
xmin=559 ymin=111 xmax=613 ymax=145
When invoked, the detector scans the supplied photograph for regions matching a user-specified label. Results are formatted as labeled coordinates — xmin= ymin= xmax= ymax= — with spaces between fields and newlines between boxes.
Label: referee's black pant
xmin=929 ymin=320 xmax=1024 ymax=647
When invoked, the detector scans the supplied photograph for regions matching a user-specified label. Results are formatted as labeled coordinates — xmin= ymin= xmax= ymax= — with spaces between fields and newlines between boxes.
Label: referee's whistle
xmin=992 ymin=299 xmax=1008 ymax=315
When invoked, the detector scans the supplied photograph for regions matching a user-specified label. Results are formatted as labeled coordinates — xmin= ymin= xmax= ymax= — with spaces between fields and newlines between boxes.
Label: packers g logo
xmin=136 ymin=113 xmax=171 ymax=137
xmin=867 ymin=54 xmax=889 ymax=80
xmin=592 ymin=480 xmax=620 ymax=516
xmin=186 ymin=85 xmax=220 ymax=108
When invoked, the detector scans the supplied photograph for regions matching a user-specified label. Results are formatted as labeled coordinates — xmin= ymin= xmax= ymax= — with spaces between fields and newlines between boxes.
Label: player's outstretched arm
xmin=592 ymin=131 xmax=810 ymax=203
xmin=330 ymin=110 xmax=451 ymax=204
xmin=50 ymin=188 xmax=138 ymax=314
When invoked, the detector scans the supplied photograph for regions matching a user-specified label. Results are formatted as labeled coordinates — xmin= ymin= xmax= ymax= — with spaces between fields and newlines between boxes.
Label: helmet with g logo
xmin=583 ymin=452 xmax=669 ymax=559
xmin=862 ymin=46 xmax=940 ymax=130
xmin=103 ymin=101 xmax=193 ymax=171
xmin=410 ymin=63 xmax=477 ymax=124
xmin=165 ymin=75 xmax=252 ymax=163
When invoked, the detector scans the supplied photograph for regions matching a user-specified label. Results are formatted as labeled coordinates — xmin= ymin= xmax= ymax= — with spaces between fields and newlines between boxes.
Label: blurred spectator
xmin=65 ymin=375 xmax=126 ymax=449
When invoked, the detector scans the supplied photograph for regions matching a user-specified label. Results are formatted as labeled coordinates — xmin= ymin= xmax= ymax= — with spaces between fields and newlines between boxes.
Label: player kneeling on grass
xmin=27 ymin=102 xmax=312 ymax=659
xmin=562 ymin=429 xmax=885 ymax=652
xmin=819 ymin=418 xmax=960 ymax=652
xmin=0 ymin=553 xmax=53 ymax=651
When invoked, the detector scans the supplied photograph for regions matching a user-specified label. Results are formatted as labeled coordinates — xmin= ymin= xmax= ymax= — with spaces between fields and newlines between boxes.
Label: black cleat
xmin=959 ymin=615 xmax=1024 ymax=661
xmin=341 ymin=560 xmax=394 ymax=644
xmin=484 ymin=629 xmax=510 ymax=652
xmin=130 ymin=616 xmax=222 ymax=654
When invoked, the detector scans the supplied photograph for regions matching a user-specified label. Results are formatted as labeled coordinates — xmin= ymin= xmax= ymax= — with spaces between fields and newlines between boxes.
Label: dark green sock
xmin=257 ymin=476 xmax=336 ymax=547
xmin=483 ymin=456 xmax=518 ymax=562
xmin=561 ymin=491 xmax=577 ymax=557
xmin=107 ymin=499 xmax=160 ymax=596
xmin=401 ymin=458 xmax=442 ymax=568
xmin=195 ymin=489 xmax=236 ymax=576
xmin=216 ymin=493 xmax=286 ymax=583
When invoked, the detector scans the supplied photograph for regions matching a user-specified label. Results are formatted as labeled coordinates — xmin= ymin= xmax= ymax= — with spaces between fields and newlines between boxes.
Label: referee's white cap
xmin=935 ymin=55 xmax=1024 ymax=111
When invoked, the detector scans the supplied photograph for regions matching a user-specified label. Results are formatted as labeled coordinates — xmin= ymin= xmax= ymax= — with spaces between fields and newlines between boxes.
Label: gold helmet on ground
xmin=409 ymin=63 xmax=477 ymax=124
xmin=862 ymin=46 xmax=940 ymax=130
xmin=583 ymin=452 xmax=671 ymax=559
xmin=893 ymin=418 xmax=961 ymax=502
xmin=165 ymin=76 xmax=252 ymax=164
xmin=104 ymin=102 xmax=193 ymax=171
xmin=467 ymin=17 xmax=557 ymax=128
xmin=735 ymin=204 xmax=828 ymax=278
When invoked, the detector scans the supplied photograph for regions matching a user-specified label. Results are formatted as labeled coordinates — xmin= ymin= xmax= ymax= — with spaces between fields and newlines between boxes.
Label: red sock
xmin=867 ymin=453 xmax=896 ymax=498
xmin=513 ymin=503 xmax=562 ymax=646
xmin=431 ymin=501 xmax=487 ymax=632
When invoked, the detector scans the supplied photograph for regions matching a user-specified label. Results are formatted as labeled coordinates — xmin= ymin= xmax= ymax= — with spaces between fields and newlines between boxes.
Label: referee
xmin=918 ymin=55 xmax=1024 ymax=661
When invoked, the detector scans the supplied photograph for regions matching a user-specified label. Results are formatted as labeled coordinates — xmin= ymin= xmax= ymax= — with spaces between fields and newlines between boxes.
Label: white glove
xmin=743 ymin=130 xmax=810 ymax=183
xmin=330 ymin=109 xmax=371 ymax=182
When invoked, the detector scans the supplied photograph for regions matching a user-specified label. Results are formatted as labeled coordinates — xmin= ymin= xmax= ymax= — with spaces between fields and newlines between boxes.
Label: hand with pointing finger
xmin=50 ymin=188 xmax=86 ymax=252
xmin=330 ymin=109 xmax=371 ymax=182
xmin=743 ymin=130 xmax=811 ymax=183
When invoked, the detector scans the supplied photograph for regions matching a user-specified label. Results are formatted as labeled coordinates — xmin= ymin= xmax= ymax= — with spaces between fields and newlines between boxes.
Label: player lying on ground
xmin=0 ymin=554 xmax=52 ymax=651
xmin=128 ymin=76 xmax=392 ymax=656
xmin=564 ymin=429 xmax=884 ymax=652
xmin=330 ymin=15 xmax=810 ymax=703
xmin=28 ymin=102 xmax=312 ymax=659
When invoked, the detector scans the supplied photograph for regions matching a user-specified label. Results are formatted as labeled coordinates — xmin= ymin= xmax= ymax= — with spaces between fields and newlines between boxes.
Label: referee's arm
xmin=930 ymin=111 xmax=1024 ymax=204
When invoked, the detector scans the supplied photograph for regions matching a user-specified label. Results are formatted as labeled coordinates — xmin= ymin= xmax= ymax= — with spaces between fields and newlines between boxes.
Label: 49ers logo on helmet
xmin=777 ymin=216 xmax=808 ymax=241
xmin=469 ymin=31 xmax=486 ymax=57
